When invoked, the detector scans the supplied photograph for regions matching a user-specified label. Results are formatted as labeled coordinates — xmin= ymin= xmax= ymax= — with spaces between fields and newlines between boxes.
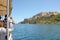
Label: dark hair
xmin=0 ymin=16 xmax=1 ymax=19
xmin=5 ymin=14 xmax=7 ymax=17
xmin=10 ymin=17 xmax=12 ymax=19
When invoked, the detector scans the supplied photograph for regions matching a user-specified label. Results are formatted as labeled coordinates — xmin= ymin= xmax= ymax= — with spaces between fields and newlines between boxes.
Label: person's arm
xmin=12 ymin=19 xmax=15 ymax=24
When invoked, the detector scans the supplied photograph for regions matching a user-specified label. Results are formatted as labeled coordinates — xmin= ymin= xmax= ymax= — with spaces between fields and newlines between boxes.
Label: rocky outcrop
xmin=19 ymin=12 xmax=60 ymax=24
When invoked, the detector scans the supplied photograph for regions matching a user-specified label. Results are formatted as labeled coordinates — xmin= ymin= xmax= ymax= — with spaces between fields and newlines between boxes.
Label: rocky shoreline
xmin=19 ymin=12 xmax=60 ymax=24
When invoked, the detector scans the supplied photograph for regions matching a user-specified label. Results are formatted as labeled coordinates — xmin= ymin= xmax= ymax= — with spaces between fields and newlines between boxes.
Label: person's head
xmin=10 ymin=17 xmax=12 ymax=19
xmin=5 ymin=14 xmax=7 ymax=17
xmin=0 ymin=16 xmax=1 ymax=19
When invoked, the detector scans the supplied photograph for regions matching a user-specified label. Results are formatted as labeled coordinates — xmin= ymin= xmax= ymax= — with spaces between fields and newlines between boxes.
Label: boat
xmin=0 ymin=0 xmax=13 ymax=40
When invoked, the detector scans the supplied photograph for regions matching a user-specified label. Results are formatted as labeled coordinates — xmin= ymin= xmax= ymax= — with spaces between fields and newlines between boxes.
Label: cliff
xmin=19 ymin=12 xmax=60 ymax=24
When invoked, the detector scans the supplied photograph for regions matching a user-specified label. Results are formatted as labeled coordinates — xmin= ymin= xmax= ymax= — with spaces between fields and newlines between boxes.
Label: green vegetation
xmin=19 ymin=12 xmax=60 ymax=24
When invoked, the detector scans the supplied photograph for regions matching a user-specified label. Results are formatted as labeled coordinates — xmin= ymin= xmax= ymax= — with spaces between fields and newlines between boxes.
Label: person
xmin=8 ymin=17 xmax=14 ymax=40
xmin=0 ymin=26 xmax=6 ymax=40
xmin=0 ymin=16 xmax=3 ymax=27
xmin=0 ymin=15 xmax=7 ymax=40
xmin=0 ymin=16 xmax=2 ymax=20
xmin=9 ymin=17 xmax=14 ymax=28
xmin=3 ymin=14 xmax=15 ymax=31
xmin=3 ymin=15 xmax=7 ymax=28
xmin=3 ymin=15 xmax=15 ymax=40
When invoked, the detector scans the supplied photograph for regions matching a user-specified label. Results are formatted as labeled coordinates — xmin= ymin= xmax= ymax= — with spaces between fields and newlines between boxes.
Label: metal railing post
xmin=7 ymin=0 xmax=9 ymax=40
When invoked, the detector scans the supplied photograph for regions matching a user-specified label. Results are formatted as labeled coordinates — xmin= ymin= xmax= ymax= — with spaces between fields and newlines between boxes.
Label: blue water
xmin=13 ymin=24 xmax=60 ymax=40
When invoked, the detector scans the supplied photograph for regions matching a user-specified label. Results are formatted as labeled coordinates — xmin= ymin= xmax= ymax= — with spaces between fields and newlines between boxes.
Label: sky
xmin=11 ymin=0 xmax=60 ymax=23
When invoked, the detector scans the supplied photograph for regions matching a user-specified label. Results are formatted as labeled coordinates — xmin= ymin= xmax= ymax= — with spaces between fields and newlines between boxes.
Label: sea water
xmin=13 ymin=24 xmax=60 ymax=40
